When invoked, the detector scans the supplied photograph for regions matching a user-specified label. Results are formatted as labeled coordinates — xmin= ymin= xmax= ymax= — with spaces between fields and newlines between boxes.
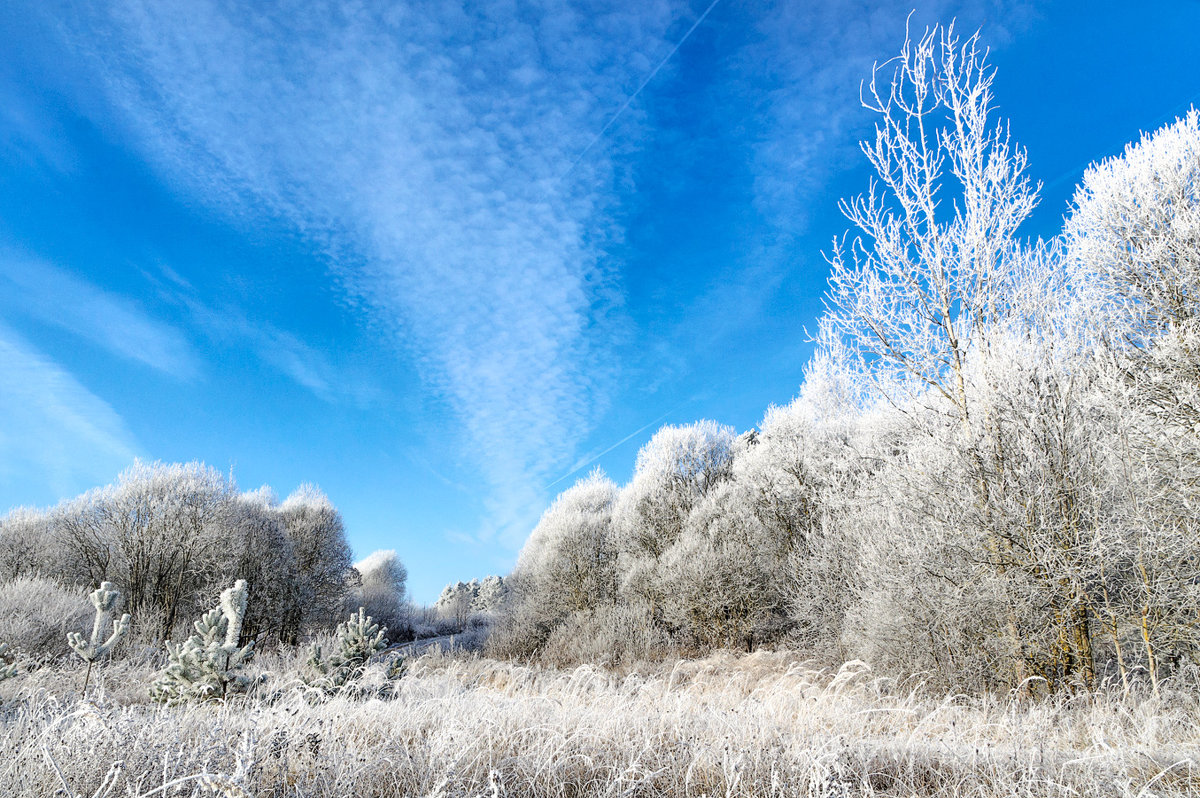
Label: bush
xmin=539 ymin=604 xmax=673 ymax=669
xmin=0 ymin=577 xmax=91 ymax=661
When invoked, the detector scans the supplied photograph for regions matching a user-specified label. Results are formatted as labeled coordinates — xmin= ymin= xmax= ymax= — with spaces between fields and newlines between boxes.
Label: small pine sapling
xmin=308 ymin=607 xmax=389 ymax=689
xmin=151 ymin=579 xmax=255 ymax=704
xmin=0 ymin=642 xmax=18 ymax=681
xmin=67 ymin=581 xmax=131 ymax=694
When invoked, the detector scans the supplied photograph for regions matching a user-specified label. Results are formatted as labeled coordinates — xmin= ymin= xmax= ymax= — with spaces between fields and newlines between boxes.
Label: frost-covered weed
xmin=3 ymin=650 xmax=1199 ymax=797
xmin=0 ymin=642 xmax=17 ymax=680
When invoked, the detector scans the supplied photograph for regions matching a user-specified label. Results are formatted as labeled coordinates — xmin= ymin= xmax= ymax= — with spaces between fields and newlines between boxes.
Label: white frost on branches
xmin=151 ymin=579 xmax=255 ymax=703
xmin=67 ymin=581 xmax=130 ymax=663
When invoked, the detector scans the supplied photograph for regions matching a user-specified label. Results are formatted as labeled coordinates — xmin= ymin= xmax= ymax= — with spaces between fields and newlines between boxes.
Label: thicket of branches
xmin=0 ymin=461 xmax=410 ymax=652
xmin=492 ymin=25 xmax=1200 ymax=693
xmin=0 ymin=23 xmax=1194 ymax=699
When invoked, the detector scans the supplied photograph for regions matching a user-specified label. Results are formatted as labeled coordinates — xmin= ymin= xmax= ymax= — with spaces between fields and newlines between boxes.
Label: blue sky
xmin=1 ymin=1 xmax=1197 ymax=602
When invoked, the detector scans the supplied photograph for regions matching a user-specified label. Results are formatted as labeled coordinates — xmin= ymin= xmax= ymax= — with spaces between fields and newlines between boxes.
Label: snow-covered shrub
xmin=307 ymin=607 xmax=388 ymax=689
xmin=539 ymin=603 xmax=673 ymax=669
xmin=150 ymin=580 xmax=254 ymax=703
xmin=0 ymin=577 xmax=91 ymax=660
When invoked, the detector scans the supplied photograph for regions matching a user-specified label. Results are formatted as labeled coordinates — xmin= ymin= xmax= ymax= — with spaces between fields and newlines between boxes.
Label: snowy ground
xmin=2 ymin=649 xmax=1198 ymax=797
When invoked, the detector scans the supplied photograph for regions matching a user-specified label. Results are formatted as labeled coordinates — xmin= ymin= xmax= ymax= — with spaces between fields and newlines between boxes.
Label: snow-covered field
xmin=4 ymin=649 xmax=1197 ymax=797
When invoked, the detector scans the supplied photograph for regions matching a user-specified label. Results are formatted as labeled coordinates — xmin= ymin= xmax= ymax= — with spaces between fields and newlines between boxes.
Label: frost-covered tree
xmin=222 ymin=488 xmax=299 ymax=642
xmin=0 ymin=577 xmax=91 ymax=661
xmin=517 ymin=470 xmax=619 ymax=615
xmin=151 ymin=580 xmax=254 ymax=703
xmin=1067 ymin=108 xmax=1200 ymax=340
xmin=474 ymin=575 xmax=508 ymax=613
xmin=1067 ymin=110 xmax=1200 ymax=460
xmin=308 ymin=607 xmax=389 ymax=689
xmin=659 ymin=481 xmax=785 ymax=650
xmin=737 ymin=395 xmax=865 ymax=656
xmin=107 ymin=462 xmax=234 ymax=635
xmin=1062 ymin=110 xmax=1200 ymax=691
xmin=613 ymin=421 xmax=736 ymax=609
xmin=349 ymin=549 xmax=409 ymax=638
xmin=0 ymin=507 xmax=54 ymax=581
xmin=3 ymin=464 xmax=355 ymax=648
xmin=46 ymin=461 xmax=236 ymax=638
xmin=278 ymin=485 xmax=354 ymax=642
xmin=435 ymin=580 xmax=479 ymax=628
xmin=494 ymin=471 xmax=620 ymax=655
xmin=814 ymin=22 xmax=1071 ymax=688
xmin=822 ymin=23 xmax=1038 ymax=420
xmin=480 ymin=28 xmax=1200 ymax=692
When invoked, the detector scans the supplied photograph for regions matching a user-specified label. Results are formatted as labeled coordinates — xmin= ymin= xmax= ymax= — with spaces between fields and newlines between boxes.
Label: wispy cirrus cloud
xmin=0 ymin=252 xmax=199 ymax=379
xmin=744 ymin=1 xmax=1037 ymax=226
xmin=0 ymin=323 xmax=139 ymax=500
xmin=183 ymin=296 xmax=378 ymax=406
xmin=52 ymin=0 xmax=686 ymax=547
xmin=659 ymin=2 xmax=1039 ymax=366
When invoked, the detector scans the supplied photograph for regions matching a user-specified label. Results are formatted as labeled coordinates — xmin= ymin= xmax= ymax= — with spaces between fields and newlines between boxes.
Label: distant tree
xmin=351 ymin=549 xmax=409 ymax=638
xmin=435 ymin=580 xmax=480 ymax=628
xmin=473 ymin=575 xmax=508 ymax=613
xmin=278 ymin=484 xmax=353 ymax=642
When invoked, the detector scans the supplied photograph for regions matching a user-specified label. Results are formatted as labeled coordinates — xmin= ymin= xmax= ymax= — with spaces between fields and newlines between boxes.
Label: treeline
xmin=491 ymin=27 xmax=1200 ymax=694
xmin=0 ymin=461 xmax=409 ymax=650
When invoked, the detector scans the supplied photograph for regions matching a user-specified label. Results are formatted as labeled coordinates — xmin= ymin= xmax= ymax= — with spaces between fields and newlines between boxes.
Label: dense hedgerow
xmin=491 ymin=25 xmax=1200 ymax=695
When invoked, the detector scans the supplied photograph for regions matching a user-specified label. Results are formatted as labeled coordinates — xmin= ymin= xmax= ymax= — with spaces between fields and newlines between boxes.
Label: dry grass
xmin=1 ymin=648 xmax=1198 ymax=797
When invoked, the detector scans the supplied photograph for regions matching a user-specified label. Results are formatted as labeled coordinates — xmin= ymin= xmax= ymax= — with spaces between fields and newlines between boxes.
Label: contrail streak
xmin=560 ymin=0 xmax=725 ymax=181
xmin=544 ymin=397 xmax=696 ymax=489
xmin=1044 ymin=90 xmax=1200 ymax=194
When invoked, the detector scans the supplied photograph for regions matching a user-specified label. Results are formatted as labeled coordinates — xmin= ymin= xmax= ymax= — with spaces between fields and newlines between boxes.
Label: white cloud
xmin=58 ymin=0 xmax=682 ymax=547
xmin=0 ymin=253 xmax=199 ymax=379
xmin=182 ymin=296 xmax=370 ymax=403
xmin=0 ymin=324 xmax=139 ymax=500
